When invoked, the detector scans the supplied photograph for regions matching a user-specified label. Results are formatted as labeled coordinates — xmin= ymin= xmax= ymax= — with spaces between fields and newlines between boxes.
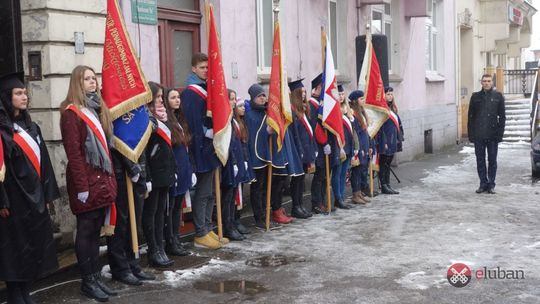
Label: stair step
xmin=506 ymin=114 xmax=531 ymax=120
xmin=506 ymin=109 xmax=531 ymax=114
xmin=505 ymin=125 xmax=531 ymax=131
xmin=502 ymin=136 xmax=531 ymax=142
xmin=505 ymin=130 xmax=530 ymax=136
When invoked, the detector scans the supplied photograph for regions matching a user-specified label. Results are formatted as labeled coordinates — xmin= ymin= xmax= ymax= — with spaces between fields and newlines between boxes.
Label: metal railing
xmin=531 ymin=68 xmax=539 ymax=139
xmin=504 ymin=69 xmax=537 ymax=96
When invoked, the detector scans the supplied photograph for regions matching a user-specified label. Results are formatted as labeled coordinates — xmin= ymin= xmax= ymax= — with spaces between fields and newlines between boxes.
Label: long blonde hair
xmin=60 ymin=65 xmax=113 ymax=137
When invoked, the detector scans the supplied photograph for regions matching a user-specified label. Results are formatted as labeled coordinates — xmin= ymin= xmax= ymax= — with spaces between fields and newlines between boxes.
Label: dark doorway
xmin=0 ymin=0 xmax=23 ymax=75
xmin=424 ymin=129 xmax=433 ymax=154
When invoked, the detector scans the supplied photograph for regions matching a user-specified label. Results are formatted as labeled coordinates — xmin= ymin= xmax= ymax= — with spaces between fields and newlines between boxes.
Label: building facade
xmin=456 ymin=0 xmax=537 ymax=138
xmin=5 ymin=0 xmax=461 ymax=234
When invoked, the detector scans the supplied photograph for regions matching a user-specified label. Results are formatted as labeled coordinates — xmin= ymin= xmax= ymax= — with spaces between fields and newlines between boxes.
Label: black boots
xmin=6 ymin=282 xmax=25 ymax=304
xmin=224 ymin=227 xmax=245 ymax=241
xmin=381 ymin=184 xmax=399 ymax=194
xmin=81 ymin=274 xmax=109 ymax=302
xmin=291 ymin=205 xmax=310 ymax=219
xmin=165 ymin=236 xmax=191 ymax=256
xmin=94 ymin=272 xmax=118 ymax=296
xmin=334 ymin=200 xmax=352 ymax=209
xmin=147 ymin=249 xmax=174 ymax=268
xmin=235 ymin=221 xmax=250 ymax=234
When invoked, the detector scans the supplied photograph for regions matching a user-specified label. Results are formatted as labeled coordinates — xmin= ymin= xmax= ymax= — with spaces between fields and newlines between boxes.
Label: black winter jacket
xmin=467 ymin=88 xmax=506 ymax=143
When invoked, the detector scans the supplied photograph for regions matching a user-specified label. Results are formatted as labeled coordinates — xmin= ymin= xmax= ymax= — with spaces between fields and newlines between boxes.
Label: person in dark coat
xmin=245 ymin=84 xmax=287 ymax=229
xmin=232 ymin=97 xmax=253 ymax=235
xmin=180 ymin=53 xmax=223 ymax=250
xmin=219 ymin=89 xmax=247 ymax=241
xmin=60 ymin=65 xmax=118 ymax=302
xmin=0 ymin=72 xmax=60 ymax=304
xmin=288 ymin=79 xmax=315 ymax=219
xmin=376 ymin=86 xmax=403 ymax=195
xmin=348 ymin=90 xmax=371 ymax=204
xmin=467 ymin=74 xmax=506 ymax=194
xmin=308 ymin=73 xmax=322 ymax=129
xmin=142 ymin=82 xmax=176 ymax=268
xmin=163 ymin=87 xmax=194 ymax=255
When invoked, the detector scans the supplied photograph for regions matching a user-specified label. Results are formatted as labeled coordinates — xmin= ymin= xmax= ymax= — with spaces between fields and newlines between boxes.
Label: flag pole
xmin=369 ymin=150 xmax=374 ymax=197
xmin=205 ymin=2 xmax=224 ymax=241
xmin=265 ymin=138 xmax=273 ymax=231
xmin=321 ymin=27 xmax=332 ymax=214
xmin=125 ymin=173 xmax=139 ymax=259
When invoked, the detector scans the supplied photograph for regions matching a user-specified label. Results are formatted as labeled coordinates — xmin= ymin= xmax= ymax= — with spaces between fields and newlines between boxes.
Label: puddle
xmin=193 ymin=280 xmax=267 ymax=296
xmin=245 ymin=254 xmax=307 ymax=268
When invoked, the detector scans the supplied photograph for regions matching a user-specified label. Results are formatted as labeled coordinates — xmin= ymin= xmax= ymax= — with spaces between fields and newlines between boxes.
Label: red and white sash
xmin=300 ymin=114 xmax=313 ymax=139
xmin=13 ymin=123 xmax=41 ymax=177
xmin=309 ymin=97 xmax=319 ymax=110
xmin=342 ymin=115 xmax=353 ymax=134
xmin=235 ymin=184 xmax=243 ymax=209
xmin=156 ymin=120 xmax=172 ymax=147
xmin=187 ymin=84 xmax=208 ymax=100
xmin=66 ymin=104 xmax=111 ymax=159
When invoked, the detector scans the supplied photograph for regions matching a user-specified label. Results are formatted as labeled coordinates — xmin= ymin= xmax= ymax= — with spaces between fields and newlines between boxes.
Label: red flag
xmin=101 ymin=0 xmax=153 ymax=162
xmin=359 ymin=34 xmax=398 ymax=138
xmin=0 ymin=138 xmax=5 ymax=182
xmin=207 ymin=5 xmax=232 ymax=165
xmin=267 ymin=21 xmax=292 ymax=151
xmin=102 ymin=0 xmax=151 ymax=119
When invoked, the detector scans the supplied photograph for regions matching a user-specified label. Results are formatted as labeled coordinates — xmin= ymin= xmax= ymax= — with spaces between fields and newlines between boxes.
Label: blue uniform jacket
xmin=170 ymin=139 xmax=192 ymax=196
xmin=314 ymin=122 xmax=340 ymax=168
xmin=180 ymin=83 xmax=220 ymax=173
xmin=342 ymin=116 xmax=355 ymax=158
xmin=377 ymin=117 xmax=399 ymax=156
xmin=352 ymin=117 xmax=370 ymax=166
xmin=245 ymin=102 xmax=286 ymax=170
xmin=290 ymin=113 xmax=316 ymax=166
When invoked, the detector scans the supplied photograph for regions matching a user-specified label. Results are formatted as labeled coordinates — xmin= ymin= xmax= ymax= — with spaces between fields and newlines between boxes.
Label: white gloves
xmin=233 ymin=165 xmax=239 ymax=177
xmin=205 ymin=128 xmax=214 ymax=139
xmin=146 ymin=182 xmax=152 ymax=193
xmin=323 ymin=144 xmax=331 ymax=155
xmin=191 ymin=173 xmax=197 ymax=187
xmin=315 ymin=151 xmax=319 ymax=158
xmin=78 ymin=191 xmax=89 ymax=204
xmin=244 ymin=161 xmax=248 ymax=170
xmin=353 ymin=150 xmax=359 ymax=157
xmin=131 ymin=173 xmax=140 ymax=183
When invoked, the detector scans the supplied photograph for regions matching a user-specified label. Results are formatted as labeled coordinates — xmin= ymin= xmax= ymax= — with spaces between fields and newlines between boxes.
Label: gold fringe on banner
xmin=112 ymin=122 xmax=153 ymax=163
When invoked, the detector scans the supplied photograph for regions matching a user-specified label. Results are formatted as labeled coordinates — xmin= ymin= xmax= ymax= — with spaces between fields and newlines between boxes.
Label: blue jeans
xmin=332 ymin=158 xmax=351 ymax=201
xmin=474 ymin=139 xmax=499 ymax=189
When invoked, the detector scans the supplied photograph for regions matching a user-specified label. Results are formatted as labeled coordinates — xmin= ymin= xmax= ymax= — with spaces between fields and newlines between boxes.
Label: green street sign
xmin=131 ymin=0 xmax=157 ymax=25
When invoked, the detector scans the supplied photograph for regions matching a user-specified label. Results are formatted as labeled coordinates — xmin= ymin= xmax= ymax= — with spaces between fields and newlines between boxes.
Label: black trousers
xmin=164 ymin=193 xmax=185 ymax=244
xmin=379 ymin=154 xmax=394 ymax=185
xmin=142 ymin=186 xmax=168 ymax=253
xmin=271 ymin=175 xmax=287 ymax=211
xmin=290 ymin=174 xmax=305 ymax=207
xmin=250 ymin=167 xmax=268 ymax=223
xmin=76 ymin=208 xmax=106 ymax=276
xmin=221 ymin=185 xmax=236 ymax=231
xmin=107 ymin=181 xmax=146 ymax=276
xmin=311 ymin=163 xmax=330 ymax=206
xmin=474 ymin=139 xmax=499 ymax=189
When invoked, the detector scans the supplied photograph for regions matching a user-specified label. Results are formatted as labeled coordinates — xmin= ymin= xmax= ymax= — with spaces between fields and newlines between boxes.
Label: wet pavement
xmin=3 ymin=143 xmax=540 ymax=304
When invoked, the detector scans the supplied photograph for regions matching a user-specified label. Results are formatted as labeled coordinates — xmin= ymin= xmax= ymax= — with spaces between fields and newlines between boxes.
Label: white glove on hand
xmin=191 ymin=173 xmax=197 ymax=187
xmin=233 ymin=165 xmax=239 ymax=177
xmin=146 ymin=182 xmax=152 ymax=193
xmin=131 ymin=173 xmax=140 ymax=183
xmin=353 ymin=150 xmax=359 ymax=157
xmin=78 ymin=191 xmax=89 ymax=204
xmin=315 ymin=151 xmax=319 ymax=158
xmin=205 ymin=128 xmax=214 ymax=139
xmin=323 ymin=144 xmax=331 ymax=155
xmin=244 ymin=161 xmax=248 ymax=170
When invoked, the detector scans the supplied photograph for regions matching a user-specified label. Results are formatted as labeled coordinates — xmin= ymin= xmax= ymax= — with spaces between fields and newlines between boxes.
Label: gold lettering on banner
xmin=122 ymin=111 xmax=135 ymax=124
xmin=104 ymin=15 xmax=137 ymax=91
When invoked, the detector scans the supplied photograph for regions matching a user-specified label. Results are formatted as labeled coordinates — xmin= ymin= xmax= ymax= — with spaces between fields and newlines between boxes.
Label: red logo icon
xmin=447 ymin=263 xmax=472 ymax=287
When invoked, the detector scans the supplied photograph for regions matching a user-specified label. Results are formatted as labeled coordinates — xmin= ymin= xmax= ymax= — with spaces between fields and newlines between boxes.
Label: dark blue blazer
xmin=180 ymin=84 xmax=220 ymax=173
xmin=377 ymin=118 xmax=399 ymax=156
xmin=170 ymin=140 xmax=192 ymax=196
xmin=290 ymin=113 xmax=316 ymax=166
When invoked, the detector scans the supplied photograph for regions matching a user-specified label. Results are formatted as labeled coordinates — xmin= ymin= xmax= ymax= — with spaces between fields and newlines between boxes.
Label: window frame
xmin=370 ymin=2 xmax=398 ymax=75
xmin=425 ymin=0 xmax=444 ymax=76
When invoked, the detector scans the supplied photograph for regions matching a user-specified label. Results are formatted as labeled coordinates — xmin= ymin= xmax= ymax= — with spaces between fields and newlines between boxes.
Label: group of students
xmin=0 ymin=52 xmax=403 ymax=303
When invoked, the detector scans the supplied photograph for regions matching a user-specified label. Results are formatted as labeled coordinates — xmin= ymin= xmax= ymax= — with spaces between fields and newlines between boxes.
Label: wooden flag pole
xmin=125 ymin=173 xmax=139 ymax=259
xmin=369 ymin=150 xmax=374 ymax=197
xmin=214 ymin=169 xmax=224 ymax=240
xmin=265 ymin=138 xmax=273 ymax=231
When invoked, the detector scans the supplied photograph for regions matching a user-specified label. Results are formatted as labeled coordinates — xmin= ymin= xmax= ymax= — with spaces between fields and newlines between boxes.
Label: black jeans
xmin=250 ymin=167 xmax=268 ymax=223
xmin=142 ymin=186 xmax=168 ymax=253
xmin=192 ymin=171 xmax=215 ymax=237
xmin=379 ymin=154 xmax=394 ymax=185
xmin=107 ymin=180 xmax=146 ymax=276
xmin=271 ymin=175 xmax=286 ymax=211
xmin=164 ymin=193 xmax=184 ymax=245
xmin=474 ymin=139 xmax=499 ymax=189
xmin=76 ymin=208 xmax=106 ymax=276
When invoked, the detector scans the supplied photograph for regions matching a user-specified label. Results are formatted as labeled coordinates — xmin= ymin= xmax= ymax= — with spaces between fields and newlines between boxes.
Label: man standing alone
xmin=467 ymin=74 xmax=506 ymax=194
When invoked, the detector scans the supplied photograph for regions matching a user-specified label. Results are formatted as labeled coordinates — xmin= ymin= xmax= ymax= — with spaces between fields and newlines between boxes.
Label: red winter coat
xmin=60 ymin=109 xmax=116 ymax=215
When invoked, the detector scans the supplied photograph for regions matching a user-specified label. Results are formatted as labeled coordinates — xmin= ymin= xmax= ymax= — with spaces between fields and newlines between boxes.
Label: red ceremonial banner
xmin=101 ymin=0 xmax=152 ymax=120
xmin=207 ymin=5 xmax=232 ymax=165
xmin=267 ymin=21 xmax=286 ymax=151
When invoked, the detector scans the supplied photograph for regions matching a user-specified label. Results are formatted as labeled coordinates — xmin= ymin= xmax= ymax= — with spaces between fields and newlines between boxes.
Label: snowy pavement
xmin=28 ymin=144 xmax=540 ymax=303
